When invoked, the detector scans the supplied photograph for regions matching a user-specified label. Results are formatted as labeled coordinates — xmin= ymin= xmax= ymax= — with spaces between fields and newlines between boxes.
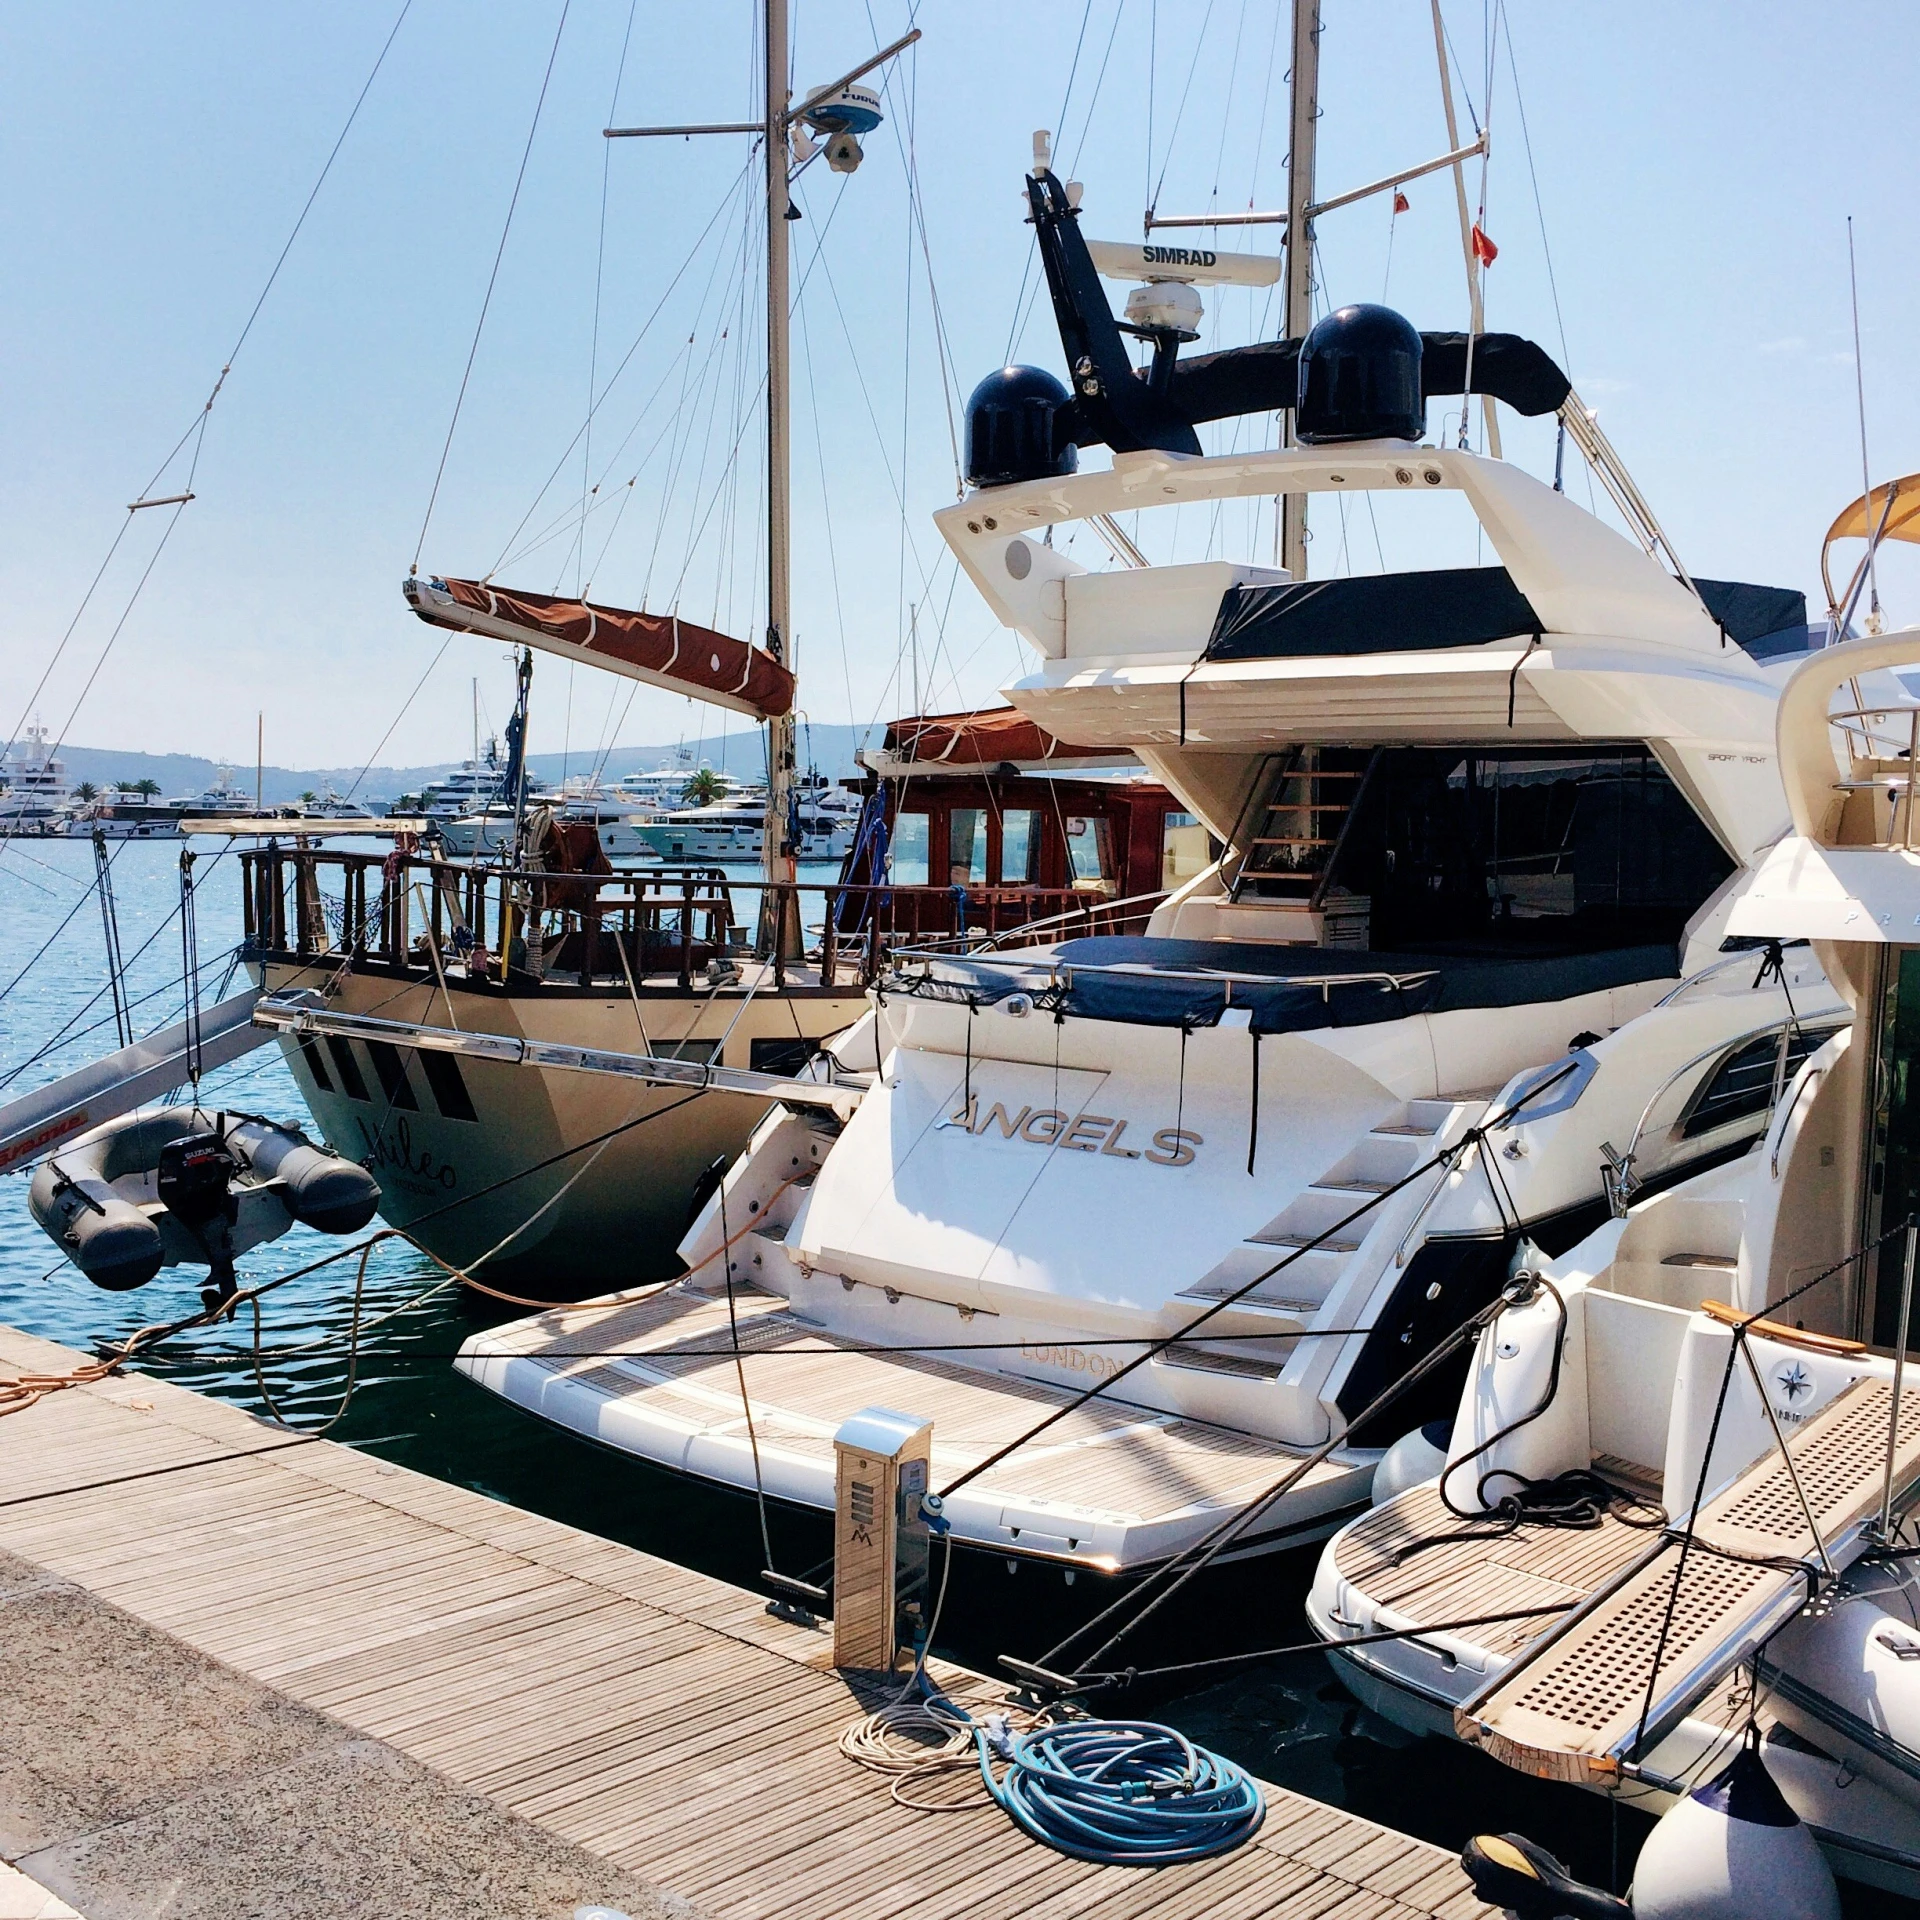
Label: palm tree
xmin=300 ymin=790 xmax=319 ymax=805
xmin=133 ymin=778 xmax=162 ymax=798
xmin=74 ymin=781 xmax=98 ymax=802
xmin=680 ymin=767 xmax=728 ymax=807
xmin=116 ymin=778 xmax=140 ymax=795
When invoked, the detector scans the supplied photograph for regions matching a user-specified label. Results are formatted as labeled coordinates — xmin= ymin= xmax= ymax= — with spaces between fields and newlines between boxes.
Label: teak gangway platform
xmin=1453 ymin=1376 xmax=1920 ymax=1785
xmin=0 ymin=1325 xmax=1489 ymax=1920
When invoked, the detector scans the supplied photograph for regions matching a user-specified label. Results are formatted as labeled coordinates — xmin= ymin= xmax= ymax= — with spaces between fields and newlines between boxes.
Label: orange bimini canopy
xmin=403 ymin=576 xmax=794 ymax=722
xmin=1822 ymin=474 xmax=1920 ymax=615
xmin=861 ymin=705 xmax=1134 ymax=777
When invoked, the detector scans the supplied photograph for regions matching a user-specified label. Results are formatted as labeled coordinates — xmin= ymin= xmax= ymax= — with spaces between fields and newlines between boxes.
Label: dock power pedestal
xmin=832 ymin=1407 xmax=934 ymax=1671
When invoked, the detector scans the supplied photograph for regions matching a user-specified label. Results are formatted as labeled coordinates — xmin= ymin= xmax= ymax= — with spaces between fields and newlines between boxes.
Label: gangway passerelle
xmin=0 ymin=989 xmax=269 ymax=1174
xmin=1454 ymin=1373 xmax=1920 ymax=1784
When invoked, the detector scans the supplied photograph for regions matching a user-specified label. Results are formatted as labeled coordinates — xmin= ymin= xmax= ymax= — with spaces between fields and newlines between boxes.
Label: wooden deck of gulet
xmin=0 ymin=1325 xmax=1489 ymax=1920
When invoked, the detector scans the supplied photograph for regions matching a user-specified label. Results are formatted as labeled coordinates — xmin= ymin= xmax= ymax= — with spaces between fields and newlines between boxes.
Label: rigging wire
xmin=411 ymin=0 xmax=573 ymax=575
xmin=342 ymin=636 xmax=453 ymax=802
xmin=999 ymin=0 xmax=1105 ymax=366
xmin=1 ymin=0 xmax=416 ymax=793
xmin=1145 ymin=0 xmax=1218 ymax=222
xmin=578 ymin=0 xmax=642 ymax=597
xmin=484 ymin=150 xmax=761 ymax=580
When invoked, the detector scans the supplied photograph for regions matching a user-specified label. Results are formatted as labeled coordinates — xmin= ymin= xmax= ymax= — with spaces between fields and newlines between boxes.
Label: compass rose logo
xmin=1775 ymin=1361 xmax=1813 ymax=1404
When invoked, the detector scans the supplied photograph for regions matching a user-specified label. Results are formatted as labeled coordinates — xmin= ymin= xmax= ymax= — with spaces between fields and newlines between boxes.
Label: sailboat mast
xmin=1280 ymin=0 xmax=1320 ymax=581
xmin=760 ymin=0 xmax=799 ymax=946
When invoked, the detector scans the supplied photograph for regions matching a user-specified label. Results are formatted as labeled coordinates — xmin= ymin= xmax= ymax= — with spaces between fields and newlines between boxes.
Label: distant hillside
xmin=39 ymin=724 xmax=878 ymax=808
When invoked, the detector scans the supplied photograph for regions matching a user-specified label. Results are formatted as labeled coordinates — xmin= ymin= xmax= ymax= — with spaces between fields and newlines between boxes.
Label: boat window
xmin=419 ymin=1049 xmax=478 ymax=1123
xmin=324 ymin=1036 xmax=370 ymax=1102
xmin=999 ymin=808 xmax=1042 ymax=886
xmin=365 ymin=1040 xmax=419 ymax=1111
xmin=1869 ymin=949 xmax=1920 ymax=1351
xmin=750 ymin=1035 xmax=818 ymax=1076
xmin=1331 ymin=745 xmax=1733 ymax=955
xmin=949 ymin=809 xmax=989 ymax=888
xmin=890 ymin=811 xmax=930 ymax=886
xmin=294 ymin=1034 xmax=333 ymax=1094
xmin=1161 ymin=813 xmax=1211 ymax=891
xmin=1680 ymin=1022 xmax=1845 ymax=1140
xmin=1066 ymin=815 xmax=1116 ymax=893
xmin=655 ymin=1036 xmax=721 ymax=1065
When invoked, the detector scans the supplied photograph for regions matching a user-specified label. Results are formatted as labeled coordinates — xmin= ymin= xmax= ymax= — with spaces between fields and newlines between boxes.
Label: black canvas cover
xmin=1693 ymin=578 xmax=1811 ymax=658
xmin=1149 ymin=331 xmax=1570 ymax=440
xmin=1203 ymin=566 xmax=1542 ymax=662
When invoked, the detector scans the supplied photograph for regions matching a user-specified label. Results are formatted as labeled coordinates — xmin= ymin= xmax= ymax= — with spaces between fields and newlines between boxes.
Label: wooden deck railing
xmin=239 ymin=846 xmax=1165 ymax=991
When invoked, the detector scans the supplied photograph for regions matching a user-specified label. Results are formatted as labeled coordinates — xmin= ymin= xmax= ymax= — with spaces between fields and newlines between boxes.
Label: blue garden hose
xmin=974 ymin=1717 xmax=1265 ymax=1865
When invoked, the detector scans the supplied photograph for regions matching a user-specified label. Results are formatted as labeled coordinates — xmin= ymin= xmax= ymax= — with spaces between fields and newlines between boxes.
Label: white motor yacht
xmin=454 ymin=164 xmax=1830 ymax=1577
xmin=633 ymin=790 xmax=852 ymax=862
xmin=1307 ymin=616 xmax=1920 ymax=1900
xmin=0 ymin=725 xmax=76 ymax=835
xmin=612 ymin=762 xmax=747 ymax=817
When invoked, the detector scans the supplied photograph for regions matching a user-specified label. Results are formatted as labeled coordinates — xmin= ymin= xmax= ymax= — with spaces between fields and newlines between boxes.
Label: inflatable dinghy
xmin=28 ymin=1108 xmax=379 ymax=1302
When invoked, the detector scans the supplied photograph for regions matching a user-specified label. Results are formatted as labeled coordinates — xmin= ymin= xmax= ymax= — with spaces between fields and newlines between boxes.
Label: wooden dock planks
xmin=0 ymin=1324 xmax=1486 ymax=1919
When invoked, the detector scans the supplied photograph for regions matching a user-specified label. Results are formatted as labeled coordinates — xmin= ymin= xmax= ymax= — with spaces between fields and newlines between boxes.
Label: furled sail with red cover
xmin=402 ymin=576 xmax=794 ymax=721
xmin=866 ymin=705 xmax=1131 ymax=774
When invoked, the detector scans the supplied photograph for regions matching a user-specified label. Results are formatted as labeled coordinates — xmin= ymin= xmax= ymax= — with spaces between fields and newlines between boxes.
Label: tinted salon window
xmin=1338 ymin=746 xmax=1732 ymax=954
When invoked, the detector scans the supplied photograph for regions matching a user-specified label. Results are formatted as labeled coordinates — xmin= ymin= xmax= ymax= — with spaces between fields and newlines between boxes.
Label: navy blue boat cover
xmin=905 ymin=937 xmax=1678 ymax=1036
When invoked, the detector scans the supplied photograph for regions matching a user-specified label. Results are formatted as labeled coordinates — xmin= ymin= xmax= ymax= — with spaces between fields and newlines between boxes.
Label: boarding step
xmin=1370 ymin=1097 xmax=1465 ymax=1141
xmin=1156 ymin=1341 xmax=1289 ymax=1383
xmin=1253 ymin=1231 xmax=1365 ymax=1255
xmin=1455 ymin=1373 xmax=1920 ymax=1785
xmin=1179 ymin=1244 xmax=1340 ymax=1317
xmin=1661 ymin=1252 xmax=1738 ymax=1272
xmin=1317 ymin=1131 xmax=1431 ymax=1192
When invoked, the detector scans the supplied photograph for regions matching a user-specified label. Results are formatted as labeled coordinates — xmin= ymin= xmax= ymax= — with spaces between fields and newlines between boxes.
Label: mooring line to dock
xmin=0 ymin=1434 xmax=325 ymax=1510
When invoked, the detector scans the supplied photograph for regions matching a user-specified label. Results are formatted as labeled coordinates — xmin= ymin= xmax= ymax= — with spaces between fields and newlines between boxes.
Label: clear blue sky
xmin=4 ymin=2 xmax=1917 ymax=773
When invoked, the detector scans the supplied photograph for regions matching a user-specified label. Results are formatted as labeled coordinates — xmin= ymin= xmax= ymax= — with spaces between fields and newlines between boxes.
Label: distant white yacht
xmin=0 ymin=724 xmax=75 ymax=834
xmin=298 ymin=783 xmax=372 ymax=822
xmin=174 ymin=764 xmax=267 ymax=817
xmin=633 ymin=787 xmax=853 ymax=862
xmin=610 ymin=761 xmax=747 ymax=816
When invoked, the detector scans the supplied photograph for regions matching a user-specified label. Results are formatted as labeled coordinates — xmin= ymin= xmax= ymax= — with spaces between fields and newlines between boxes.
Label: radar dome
xmin=964 ymin=366 xmax=1079 ymax=489
xmin=1296 ymin=304 xmax=1424 ymax=445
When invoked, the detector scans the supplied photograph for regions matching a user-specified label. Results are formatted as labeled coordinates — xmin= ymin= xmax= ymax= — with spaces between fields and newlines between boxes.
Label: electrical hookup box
xmin=832 ymin=1406 xmax=933 ymax=1671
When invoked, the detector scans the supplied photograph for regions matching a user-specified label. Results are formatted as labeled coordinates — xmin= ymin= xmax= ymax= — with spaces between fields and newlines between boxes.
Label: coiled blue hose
xmin=976 ymin=1718 xmax=1265 ymax=1865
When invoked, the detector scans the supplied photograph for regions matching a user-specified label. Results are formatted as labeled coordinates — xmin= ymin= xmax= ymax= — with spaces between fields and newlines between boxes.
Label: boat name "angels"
xmin=941 ymin=1098 xmax=1202 ymax=1167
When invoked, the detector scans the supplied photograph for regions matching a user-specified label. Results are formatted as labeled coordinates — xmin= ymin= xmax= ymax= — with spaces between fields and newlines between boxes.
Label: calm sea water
xmin=3 ymin=836 xmax=1896 ymax=1908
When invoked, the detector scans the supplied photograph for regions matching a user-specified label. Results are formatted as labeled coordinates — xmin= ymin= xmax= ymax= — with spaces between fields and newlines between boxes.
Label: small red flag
xmin=1392 ymin=190 xmax=1410 ymax=215
xmin=1470 ymin=222 xmax=1498 ymax=266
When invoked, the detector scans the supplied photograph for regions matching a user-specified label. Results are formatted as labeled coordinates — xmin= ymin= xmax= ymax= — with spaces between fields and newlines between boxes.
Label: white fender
xmin=1371 ymin=1419 xmax=1451 ymax=1507
xmin=1631 ymin=1743 xmax=1839 ymax=1920
xmin=1765 ymin=1587 xmax=1920 ymax=1808
xmin=1441 ymin=1281 xmax=1588 ymax=1514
